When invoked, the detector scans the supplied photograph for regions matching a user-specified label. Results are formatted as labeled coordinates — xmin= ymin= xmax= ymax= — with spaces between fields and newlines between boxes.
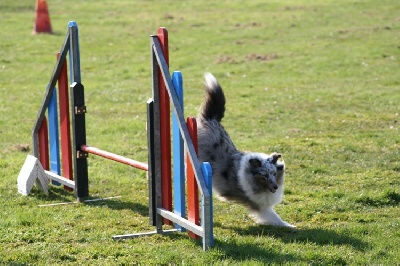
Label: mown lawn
xmin=0 ymin=0 xmax=399 ymax=265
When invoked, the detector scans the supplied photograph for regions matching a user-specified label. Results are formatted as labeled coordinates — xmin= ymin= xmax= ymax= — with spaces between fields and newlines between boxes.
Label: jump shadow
xmin=40 ymin=186 xmax=149 ymax=217
xmin=0 ymin=262 xmax=28 ymax=266
xmin=154 ymin=228 xmax=297 ymax=263
xmin=37 ymin=185 xmax=75 ymax=202
xmin=83 ymin=198 xmax=149 ymax=217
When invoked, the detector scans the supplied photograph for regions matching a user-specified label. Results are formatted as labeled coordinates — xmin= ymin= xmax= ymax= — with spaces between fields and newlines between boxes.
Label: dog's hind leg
xmin=252 ymin=207 xmax=296 ymax=228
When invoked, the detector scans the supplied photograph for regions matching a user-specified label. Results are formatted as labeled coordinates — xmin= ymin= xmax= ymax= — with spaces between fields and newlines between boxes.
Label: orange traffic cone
xmin=33 ymin=0 xmax=52 ymax=34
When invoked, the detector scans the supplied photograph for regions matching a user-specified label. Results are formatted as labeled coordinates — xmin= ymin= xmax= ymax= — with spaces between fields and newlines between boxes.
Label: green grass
xmin=1 ymin=0 xmax=399 ymax=264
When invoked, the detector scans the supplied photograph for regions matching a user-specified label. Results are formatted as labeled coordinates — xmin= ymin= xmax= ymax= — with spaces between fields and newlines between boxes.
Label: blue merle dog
xmin=197 ymin=73 xmax=295 ymax=227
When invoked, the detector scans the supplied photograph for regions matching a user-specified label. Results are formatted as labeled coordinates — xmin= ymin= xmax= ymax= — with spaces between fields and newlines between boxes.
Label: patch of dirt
xmin=215 ymin=56 xmax=238 ymax=64
xmin=163 ymin=14 xmax=174 ymax=20
xmin=245 ymin=53 xmax=278 ymax=62
xmin=288 ymin=128 xmax=301 ymax=134
xmin=215 ymin=53 xmax=278 ymax=64
xmin=234 ymin=22 xmax=262 ymax=28
xmin=283 ymin=6 xmax=305 ymax=11
xmin=163 ymin=13 xmax=185 ymax=22
xmin=15 ymin=144 xmax=30 ymax=152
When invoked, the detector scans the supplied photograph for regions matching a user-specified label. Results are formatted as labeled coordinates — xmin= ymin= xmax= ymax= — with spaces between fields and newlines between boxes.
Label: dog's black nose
xmin=273 ymin=184 xmax=278 ymax=190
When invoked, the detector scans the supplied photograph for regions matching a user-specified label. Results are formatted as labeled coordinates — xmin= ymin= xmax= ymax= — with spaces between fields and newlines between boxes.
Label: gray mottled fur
xmin=197 ymin=73 xmax=295 ymax=227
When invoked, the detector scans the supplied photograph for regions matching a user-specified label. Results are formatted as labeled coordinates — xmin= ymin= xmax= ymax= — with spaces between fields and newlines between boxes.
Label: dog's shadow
xmin=214 ymin=222 xmax=369 ymax=263
xmin=218 ymin=222 xmax=368 ymax=250
xmin=213 ymin=237 xmax=297 ymax=263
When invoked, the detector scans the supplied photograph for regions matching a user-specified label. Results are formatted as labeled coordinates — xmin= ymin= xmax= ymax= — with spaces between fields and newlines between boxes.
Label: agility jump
xmin=17 ymin=21 xmax=214 ymax=250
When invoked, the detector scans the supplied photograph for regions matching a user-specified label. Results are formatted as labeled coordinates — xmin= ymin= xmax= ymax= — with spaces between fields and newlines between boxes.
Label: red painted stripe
xmin=158 ymin=27 xmax=172 ymax=225
xmin=57 ymin=52 xmax=73 ymax=191
xmin=186 ymin=117 xmax=200 ymax=239
xmin=80 ymin=145 xmax=148 ymax=171
xmin=38 ymin=116 xmax=49 ymax=170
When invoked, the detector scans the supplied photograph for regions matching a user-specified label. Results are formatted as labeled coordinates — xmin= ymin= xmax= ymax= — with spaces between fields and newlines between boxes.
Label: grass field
xmin=1 ymin=0 xmax=399 ymax=265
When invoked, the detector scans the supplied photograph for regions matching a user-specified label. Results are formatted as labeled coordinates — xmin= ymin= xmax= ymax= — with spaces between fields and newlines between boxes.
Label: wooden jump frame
xmin=21 ymin=21 xmax=214 ymax=250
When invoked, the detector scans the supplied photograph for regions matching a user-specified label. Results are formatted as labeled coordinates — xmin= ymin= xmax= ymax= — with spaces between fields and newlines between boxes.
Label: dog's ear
xmin=271 ymin=153 xmax=281 ymax=164
xmin=249 ymin=158 xmax=262 ymax=168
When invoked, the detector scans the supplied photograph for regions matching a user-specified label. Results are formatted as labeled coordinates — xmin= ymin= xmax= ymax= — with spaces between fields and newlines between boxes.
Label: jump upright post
xmin=21 ymin=21 xmax=86 ymax=198
xmin=17 ymin=22 xmax=214 ymax=250
xmin=20 ymin=21 xmax=149 ymax=200
xmin=112 ymin=28 xmax=214 ymax=250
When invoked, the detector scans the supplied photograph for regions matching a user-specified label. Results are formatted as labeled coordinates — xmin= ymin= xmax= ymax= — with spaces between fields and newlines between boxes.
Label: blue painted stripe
xmin=201 ymin=162 xmax=214 ymax=246
xmin=68 ymin=21 xmax=81 ymax=83
xmin=48 ymin=87 xmax=61 ymax=185
xmin=172 ymin=71 xmax=185 ymax=231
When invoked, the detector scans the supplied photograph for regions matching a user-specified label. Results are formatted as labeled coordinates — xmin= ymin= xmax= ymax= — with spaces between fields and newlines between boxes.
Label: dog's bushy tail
xmin=199 ymin=73 xmax=226 ymax=122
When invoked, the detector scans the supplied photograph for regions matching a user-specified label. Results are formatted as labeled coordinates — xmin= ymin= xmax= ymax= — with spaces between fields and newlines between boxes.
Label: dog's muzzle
xmin=267 ymin=178 xmax=278 ymax=193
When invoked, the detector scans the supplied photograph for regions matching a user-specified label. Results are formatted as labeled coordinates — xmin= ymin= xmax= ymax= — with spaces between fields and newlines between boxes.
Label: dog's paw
xmin=216 ymin=195 xmax=230 ymax=202
xmin=281 ymin=222 xmax=297 ymax=228
xmin=258 ymin=220 xmax=296 ymax=228
xmin=270 ymin=152 xmax=281 ymax=164
xmin=251 ymin=211 xmax=296 ymax=228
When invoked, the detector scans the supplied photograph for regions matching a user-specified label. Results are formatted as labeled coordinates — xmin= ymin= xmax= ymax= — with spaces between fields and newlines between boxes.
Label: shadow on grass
xmin=146 ymin=226 xmax=348 ymax=264
xmin=40 ymin=186 xmax=149 ymax=217
xmin=159 ymin=229 xmax=297 ymax=263
xmin=355 ymin=191 xmax=400 ymax=207
xmin=216 ymin=222 xmax=369 ymax=251
xmin=0 ymin=262 xmax=28 ymax=266
xmin=207 ymin=223 xmax=366 ymax=264
xmin=84 ymin=199 xmax=149 ymax=217
xmin=38 ymin=185 xmax=76 ymax=202
xmin=214 ymin=238 xmax=297 ymax=263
